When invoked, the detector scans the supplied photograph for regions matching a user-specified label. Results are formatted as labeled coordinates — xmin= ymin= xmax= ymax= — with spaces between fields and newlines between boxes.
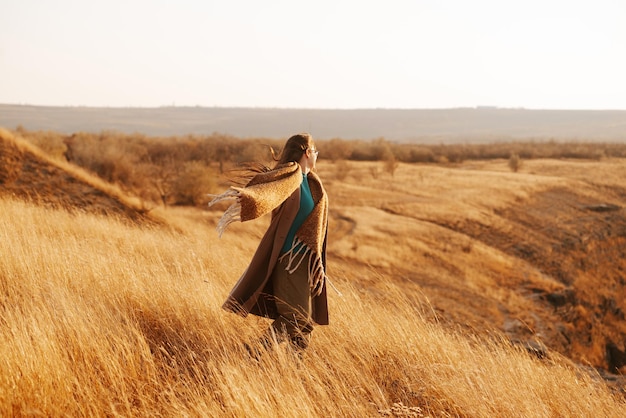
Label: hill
xmin=1 ymin=135 xmax=626 ymax=415
xmin=318 ymin=159 xmax=626 ymax=377
xmin=0 ymin=128 xmax=156 ymax=224
xmin=2 ymin=196 xmax=625 ymax=416
xmin=3 ymin=104 xmax=626 ymax=141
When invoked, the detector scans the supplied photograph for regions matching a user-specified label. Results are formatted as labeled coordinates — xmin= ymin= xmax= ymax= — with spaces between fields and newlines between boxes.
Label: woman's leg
xmin=272 ymin=257 xmax=314 ymax=349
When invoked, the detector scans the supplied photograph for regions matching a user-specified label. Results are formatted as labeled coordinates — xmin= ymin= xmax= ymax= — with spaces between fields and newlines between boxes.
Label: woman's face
xmin=307 ymin=143 xmax=319 ymax=168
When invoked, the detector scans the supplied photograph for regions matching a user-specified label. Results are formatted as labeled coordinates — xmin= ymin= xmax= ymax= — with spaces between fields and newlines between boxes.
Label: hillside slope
xmin=1 ymin=148 xmax=626 ymax=415
xmin=0 ymin=128 xmax=155 ymax=224
xmin=2 ymin=127 xmax=623 ymax=373
xmin=317 ymin=159 xmax=626 ymax=379
xmin=1 ymin=195 xmax=625 ymax=416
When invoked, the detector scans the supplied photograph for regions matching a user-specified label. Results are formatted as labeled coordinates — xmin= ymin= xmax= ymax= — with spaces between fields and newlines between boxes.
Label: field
xmin=1 ymin=129 xmax=626 ymax=416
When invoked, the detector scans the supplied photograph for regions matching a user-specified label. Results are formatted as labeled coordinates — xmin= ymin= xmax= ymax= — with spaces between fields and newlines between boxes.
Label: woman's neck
xmin=298 ymin=160 xmax=311 ymax=175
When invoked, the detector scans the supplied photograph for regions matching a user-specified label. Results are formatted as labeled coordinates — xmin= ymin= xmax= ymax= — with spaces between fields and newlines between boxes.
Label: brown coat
xmin=222 ymin=172 xmax=329 ymax=325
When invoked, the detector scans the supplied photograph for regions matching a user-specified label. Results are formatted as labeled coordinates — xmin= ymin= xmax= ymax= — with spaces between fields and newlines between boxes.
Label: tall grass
xmin=0 ymin=197 xmax=624 ymax=417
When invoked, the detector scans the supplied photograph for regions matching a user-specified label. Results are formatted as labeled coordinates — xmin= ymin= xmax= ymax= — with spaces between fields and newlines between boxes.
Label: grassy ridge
xmin=1 ymin=198 xmax=624 ymax=417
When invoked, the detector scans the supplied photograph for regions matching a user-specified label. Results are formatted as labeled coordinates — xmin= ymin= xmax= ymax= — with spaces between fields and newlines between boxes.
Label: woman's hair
xmin=271 ymin=133 xmax=313 ymax=166
xmin=228 ymin=133 xmax=314 ymax=186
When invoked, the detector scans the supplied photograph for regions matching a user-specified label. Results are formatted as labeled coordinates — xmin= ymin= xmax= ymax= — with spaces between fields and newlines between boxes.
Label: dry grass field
xmin=1 ymin=129 xmax=626 ymax=416
xmin=322 ymin=158 xmax=626 ymax=369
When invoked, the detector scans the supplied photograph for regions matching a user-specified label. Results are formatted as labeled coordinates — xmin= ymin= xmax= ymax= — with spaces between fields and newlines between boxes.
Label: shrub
xmin=322 ymin=138 xmax=354 ymax=162
xmin=384 ymin=153 xmax=399 ymax=177
xmin=508 ymin=153 xmax=522 ymax=172
xmin=171 ymin=162 xmax=218 ymax=206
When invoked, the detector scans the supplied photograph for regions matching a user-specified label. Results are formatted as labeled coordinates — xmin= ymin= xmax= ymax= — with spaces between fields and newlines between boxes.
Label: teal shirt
xmin=281 ymin=173 xmax=315 ymax=253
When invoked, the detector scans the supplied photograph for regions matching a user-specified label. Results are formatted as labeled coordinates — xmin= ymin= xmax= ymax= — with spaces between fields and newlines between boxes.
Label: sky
xmin=2 ymin=0 xmax=625 ymax=110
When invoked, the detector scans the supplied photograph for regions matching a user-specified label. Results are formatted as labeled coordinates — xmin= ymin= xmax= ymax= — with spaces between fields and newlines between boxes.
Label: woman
xmin=209 ymin=133 xmax=329 ymax=354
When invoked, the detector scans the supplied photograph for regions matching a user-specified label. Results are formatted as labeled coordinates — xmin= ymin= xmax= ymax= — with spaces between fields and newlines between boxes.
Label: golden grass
xmin=1 ymin=196 xmax=624 ymax=417
xmin=317 ymin=159 xmax=626 ymax=365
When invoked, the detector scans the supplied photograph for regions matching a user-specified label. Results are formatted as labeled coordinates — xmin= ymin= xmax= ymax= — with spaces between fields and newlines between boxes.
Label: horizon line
xmin=2 ymin=103 xmax=626 ymax=112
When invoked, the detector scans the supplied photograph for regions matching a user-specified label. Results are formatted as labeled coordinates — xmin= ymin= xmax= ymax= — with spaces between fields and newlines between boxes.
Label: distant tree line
xmin=12 ymin=126 xmax=626 ymax=207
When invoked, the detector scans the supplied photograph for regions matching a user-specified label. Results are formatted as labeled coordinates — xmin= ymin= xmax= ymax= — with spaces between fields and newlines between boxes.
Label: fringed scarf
xmin=209 ymin=162 xmax=329 ymax=295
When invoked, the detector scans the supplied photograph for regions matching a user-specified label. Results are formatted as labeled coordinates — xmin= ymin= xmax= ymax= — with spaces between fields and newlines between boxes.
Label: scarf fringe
xmin=279 ymin=237 xmax=326 ymax=296
xmin=279 ymin=236 xmax=310 ymax=272
xmin=208 ymin=188 xmax=239 ymax=206
xmin=208 ymin=189 xmax=242 ymax=237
